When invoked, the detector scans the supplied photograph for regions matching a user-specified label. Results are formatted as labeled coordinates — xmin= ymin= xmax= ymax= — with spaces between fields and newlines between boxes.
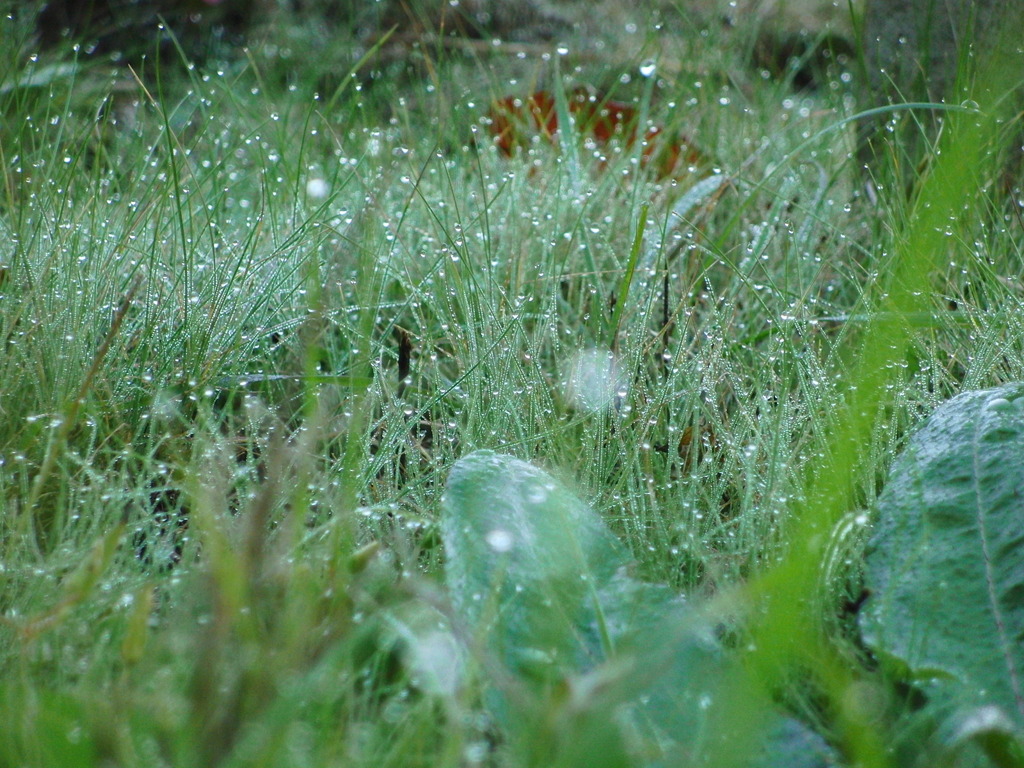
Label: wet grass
xmin=1 ymin=3 xmax=1023 ymax=766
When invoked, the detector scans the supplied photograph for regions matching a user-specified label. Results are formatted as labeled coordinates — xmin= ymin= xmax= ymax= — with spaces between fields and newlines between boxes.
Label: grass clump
xmin=1 ymin=1 xmax=1023 ymax=766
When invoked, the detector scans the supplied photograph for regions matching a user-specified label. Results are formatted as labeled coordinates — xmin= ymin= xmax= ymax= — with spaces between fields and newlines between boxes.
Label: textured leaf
xmin=442 ymin=449 xmax=632 ymax=680
xmin=443 ymin=451 xmax=848 ymax=765
xmin=441 ymin=450 xmax=724 ymax=761
xmin=861 ymin=383 xmax=1024 ymax=727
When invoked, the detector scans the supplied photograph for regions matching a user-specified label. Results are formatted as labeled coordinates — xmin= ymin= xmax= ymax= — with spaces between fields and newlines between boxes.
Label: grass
xmin=1 ymin=2 xmax=1023 ymax=766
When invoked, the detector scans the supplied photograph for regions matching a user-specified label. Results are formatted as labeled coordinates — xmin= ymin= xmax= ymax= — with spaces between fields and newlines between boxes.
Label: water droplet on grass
xmin=306 ymin=177 xmax=329 ymax=198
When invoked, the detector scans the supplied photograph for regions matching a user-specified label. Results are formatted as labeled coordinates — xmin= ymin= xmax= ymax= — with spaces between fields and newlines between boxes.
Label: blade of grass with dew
xmin=321 ymin=26 xmax=397 ymax=117
xmin=608 ymin=202 xmax=647 ymax=351
xmin=552 ymin=55 xmax=583 ymax=195
xmin=24 ymin=276 xmax=142 ymax=544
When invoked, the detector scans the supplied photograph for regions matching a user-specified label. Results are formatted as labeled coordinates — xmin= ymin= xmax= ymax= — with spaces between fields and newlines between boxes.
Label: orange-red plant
xmin=487 ymin=89 xmax=704 ymax=180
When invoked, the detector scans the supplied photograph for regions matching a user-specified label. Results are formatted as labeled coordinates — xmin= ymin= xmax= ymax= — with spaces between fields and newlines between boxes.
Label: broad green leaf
xmin=442 ymin=450 xmax=812 ymax=765
xmin=861 ymin=383 xmax=1024 ymax=732
xmin=442 ymin=450 xmax=658 ymax=682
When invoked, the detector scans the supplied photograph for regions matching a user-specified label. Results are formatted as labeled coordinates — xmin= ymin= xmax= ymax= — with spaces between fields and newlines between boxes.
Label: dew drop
xmin=485 ymin=529 xmax=514 ymax=553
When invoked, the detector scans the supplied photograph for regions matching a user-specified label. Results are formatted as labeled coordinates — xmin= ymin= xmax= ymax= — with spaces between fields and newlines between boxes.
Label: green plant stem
xmin=24 ymin=276 xmax=142 ymax=536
